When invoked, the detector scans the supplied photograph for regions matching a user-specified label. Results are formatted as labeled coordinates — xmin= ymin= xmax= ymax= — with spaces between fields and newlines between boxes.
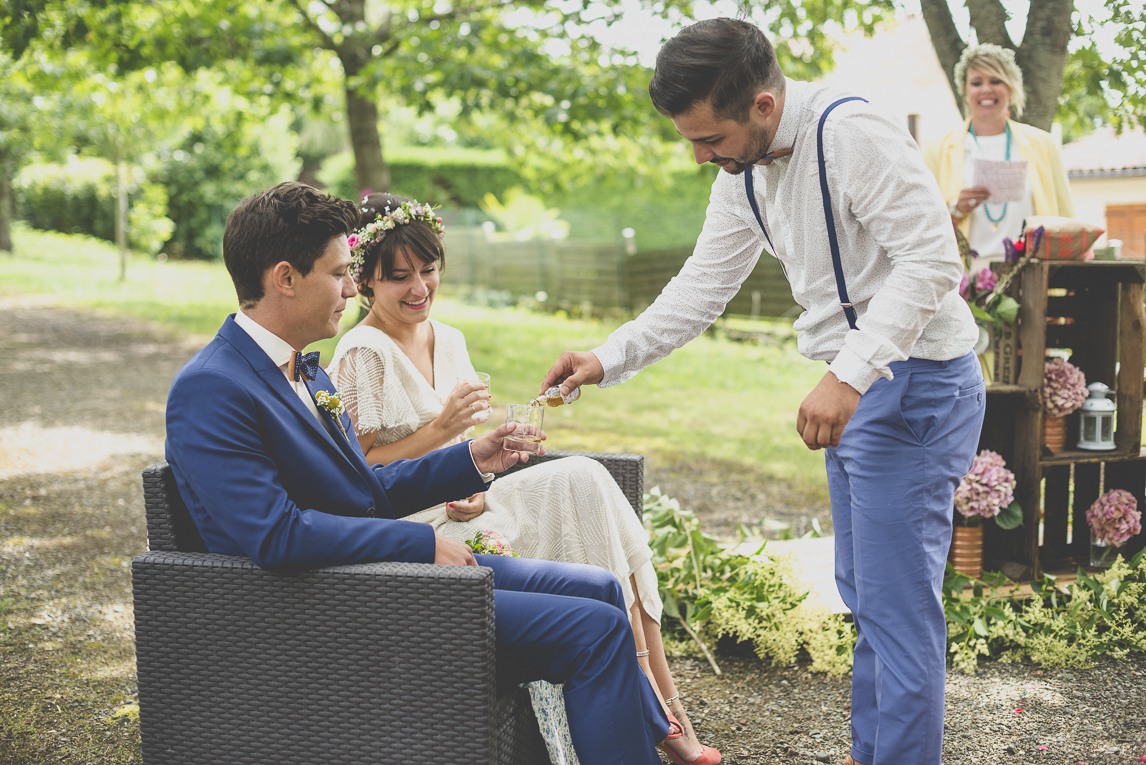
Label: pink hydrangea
xmin=1087 ymin=489 xmax=1141 ymax=547
xmin=974 ymin=268 xmax=997 ymax=293
xmin=1043 ymin=358 xmax=1088 ymax=417
xmin=466 ymin=530 xmax=520 ymax=557
xmin=954 ymin=450 xmax=1016 ymax=519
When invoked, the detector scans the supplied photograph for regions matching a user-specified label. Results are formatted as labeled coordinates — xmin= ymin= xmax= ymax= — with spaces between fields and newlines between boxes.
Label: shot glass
xmin=458 ymin=371 xmax=491 ymax=422
xmin=503 ymin=403 xmax=544 ymax=453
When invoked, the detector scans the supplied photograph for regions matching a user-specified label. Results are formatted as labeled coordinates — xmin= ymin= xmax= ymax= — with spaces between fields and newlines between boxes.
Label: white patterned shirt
xmin=593 ymin=78 xmax=978 ymax=395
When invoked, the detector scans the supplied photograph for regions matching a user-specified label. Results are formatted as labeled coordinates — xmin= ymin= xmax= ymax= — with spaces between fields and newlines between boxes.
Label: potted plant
xmin=951 ymin=450 xmax=1024 ymax=578
xmin=1043 ymin=357 xmax=1088 ymax=452
xmin=1086 ymin=489 xmax=1141 ymax=567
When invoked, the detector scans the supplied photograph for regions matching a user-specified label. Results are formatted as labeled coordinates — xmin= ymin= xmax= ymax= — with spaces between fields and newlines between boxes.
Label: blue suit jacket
xmin=164 ymin=315 xmax=489 ymax=569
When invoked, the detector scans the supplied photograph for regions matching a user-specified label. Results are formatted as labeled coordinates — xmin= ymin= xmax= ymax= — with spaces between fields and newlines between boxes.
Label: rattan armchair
xmin=132 ymin=450 xmax=643 ymax=765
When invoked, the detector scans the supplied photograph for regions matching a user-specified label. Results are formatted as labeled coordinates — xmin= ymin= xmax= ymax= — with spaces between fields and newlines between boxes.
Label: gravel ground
xmin=3 ymin=298 xmax=1146 ymax=764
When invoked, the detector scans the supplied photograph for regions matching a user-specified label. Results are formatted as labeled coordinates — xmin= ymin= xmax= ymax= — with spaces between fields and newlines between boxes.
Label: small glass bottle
xmin=530 ymin=386 xmax=580 ymax=407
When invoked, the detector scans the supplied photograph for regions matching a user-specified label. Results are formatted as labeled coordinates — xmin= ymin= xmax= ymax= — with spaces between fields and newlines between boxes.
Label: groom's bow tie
xmin=289 ymin=350 xmax=321 ymax=382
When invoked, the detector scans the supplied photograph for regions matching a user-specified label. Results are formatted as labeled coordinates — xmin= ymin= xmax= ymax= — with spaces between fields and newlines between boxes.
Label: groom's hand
xmin=541 ymin=351 xmax=603 ymax=397
xmin=434 ymin=534 xmax=477 ymax=566
xmin=470 ymin=422 xmax=546 ymax=474
xmin=797 ymin=371 xmax=860 ymax=450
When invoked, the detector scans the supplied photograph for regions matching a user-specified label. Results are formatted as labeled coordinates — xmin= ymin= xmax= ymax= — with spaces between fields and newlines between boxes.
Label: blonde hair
xmin=954 ymin=43 xmax=1025 ymax=118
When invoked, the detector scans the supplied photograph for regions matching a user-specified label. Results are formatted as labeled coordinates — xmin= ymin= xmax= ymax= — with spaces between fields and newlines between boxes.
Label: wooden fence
xmin=441 ymin=226 xmax=800 ymax=318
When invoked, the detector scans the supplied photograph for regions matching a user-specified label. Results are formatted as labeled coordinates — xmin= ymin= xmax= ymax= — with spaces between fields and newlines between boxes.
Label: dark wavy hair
xmin=355 ymin=193 xmax=446 ymax=300
xmin=648 ymin=18 xmax=785 ymax=122
xmin=223 ymin=182 xmax=360 ymax=308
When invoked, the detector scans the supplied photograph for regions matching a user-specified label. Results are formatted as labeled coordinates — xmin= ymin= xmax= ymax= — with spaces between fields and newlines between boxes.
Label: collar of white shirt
xmin=234 ymin=309 xmax=298 ymax=373
xmin=768 ymin=78 xmax=807 ymax=154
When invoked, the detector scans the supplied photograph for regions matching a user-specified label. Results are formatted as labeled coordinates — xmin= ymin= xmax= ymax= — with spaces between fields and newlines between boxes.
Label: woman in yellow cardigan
xmin=924 ymin=43 xmax=1074 ymax=262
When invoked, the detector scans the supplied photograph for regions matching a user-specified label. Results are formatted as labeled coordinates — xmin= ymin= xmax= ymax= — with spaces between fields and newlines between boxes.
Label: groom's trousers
xmin=475 ymin=554 xmax=669 ymax=765
xmin=826 ymin=352 xmax=985 ymax=765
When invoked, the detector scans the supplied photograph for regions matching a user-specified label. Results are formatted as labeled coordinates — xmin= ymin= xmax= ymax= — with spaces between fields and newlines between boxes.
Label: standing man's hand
xmin=434 ymin=534 xmax=478 ymax=566
xmin=797 ymin=372 xmax=861 ymax=450
xmin=541 ymin=351 xmax=604 ymax=397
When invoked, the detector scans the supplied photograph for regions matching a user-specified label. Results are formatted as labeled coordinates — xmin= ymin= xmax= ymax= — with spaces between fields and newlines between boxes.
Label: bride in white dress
xmin=327 ymin=194 xmax=719 ymax=765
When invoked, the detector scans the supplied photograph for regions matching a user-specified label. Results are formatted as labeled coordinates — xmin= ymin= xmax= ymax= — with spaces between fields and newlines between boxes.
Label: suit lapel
xmin=219 ymin=317 xmax=346 ymax=457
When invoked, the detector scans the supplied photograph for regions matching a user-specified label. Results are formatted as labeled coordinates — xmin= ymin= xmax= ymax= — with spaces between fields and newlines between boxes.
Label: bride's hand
xmin=446 ymin=493 xmax=486 ymax=522
xmin=433 ymin=380 xmax=491 ymax=439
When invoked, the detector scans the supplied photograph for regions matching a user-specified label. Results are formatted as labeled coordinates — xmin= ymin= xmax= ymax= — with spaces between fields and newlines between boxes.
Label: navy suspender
xmin=743 ymin=169 xmax=773 ymax=253
xmin=744 ymin=95 xmax=868 ymax=331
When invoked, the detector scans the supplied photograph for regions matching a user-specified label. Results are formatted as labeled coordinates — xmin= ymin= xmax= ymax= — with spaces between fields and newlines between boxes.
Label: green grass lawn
xmin=2 ymin=223 xmax=830 ymax=497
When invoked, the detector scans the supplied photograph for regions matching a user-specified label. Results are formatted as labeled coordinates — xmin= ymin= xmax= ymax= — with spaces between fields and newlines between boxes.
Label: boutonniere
xmin=314 ymin=390 xmax=351 ymax=443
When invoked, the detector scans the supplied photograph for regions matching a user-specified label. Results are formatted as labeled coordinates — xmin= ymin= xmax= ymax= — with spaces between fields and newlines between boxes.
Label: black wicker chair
xmin=132 ymin=450 xmax=643 ymax=765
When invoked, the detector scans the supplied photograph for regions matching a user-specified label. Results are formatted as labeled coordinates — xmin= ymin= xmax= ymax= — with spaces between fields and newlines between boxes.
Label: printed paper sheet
xmin=971 ymin=159 xmax=1028 ymax=203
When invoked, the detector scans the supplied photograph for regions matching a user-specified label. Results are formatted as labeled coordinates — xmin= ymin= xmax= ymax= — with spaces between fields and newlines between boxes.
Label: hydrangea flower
xmin=954 ymin=449 xmax=1016 ymax=519
xmin=466 ymin=529 xmax=520 ymax=557
xmin=1086 ymin=489 xmax=1141 ymax=547
xmin=1043 ymin=358 xmax=1088 ymax=417
xmin=974 ymin=268 xmax=997 ymax=293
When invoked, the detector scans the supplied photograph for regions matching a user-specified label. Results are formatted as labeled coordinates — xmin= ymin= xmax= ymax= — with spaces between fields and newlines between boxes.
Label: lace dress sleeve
xmin=331 ymin=346 xmax=388 ymax=438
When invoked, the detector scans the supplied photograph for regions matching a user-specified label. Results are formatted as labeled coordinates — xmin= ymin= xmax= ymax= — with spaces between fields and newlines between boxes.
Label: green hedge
xmin=318 ymin=146 xmax=523 ymax=207
xmin=14 ymin=158 xmax=173 ymax=254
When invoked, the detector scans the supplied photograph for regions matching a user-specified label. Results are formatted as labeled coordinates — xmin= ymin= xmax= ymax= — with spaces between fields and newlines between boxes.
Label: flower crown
xmin=348 ymin=198 xmax=445 ymax=290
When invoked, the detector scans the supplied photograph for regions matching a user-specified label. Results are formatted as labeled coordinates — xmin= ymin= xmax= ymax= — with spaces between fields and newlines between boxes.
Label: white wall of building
xmin=821 ymin=16 xmax=965 ymax=147
xmin=1071 ymin=176 xmax=1146 ymax=246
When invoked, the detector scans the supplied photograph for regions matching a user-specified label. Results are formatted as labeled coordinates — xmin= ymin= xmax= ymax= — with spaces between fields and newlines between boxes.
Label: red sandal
xmin=658 ymin=713 xmax=722 ymax=765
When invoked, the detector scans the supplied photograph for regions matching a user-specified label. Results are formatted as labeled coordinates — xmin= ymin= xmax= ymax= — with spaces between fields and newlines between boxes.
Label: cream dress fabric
xmin=327 ymin=320 xmax=662 ymax=622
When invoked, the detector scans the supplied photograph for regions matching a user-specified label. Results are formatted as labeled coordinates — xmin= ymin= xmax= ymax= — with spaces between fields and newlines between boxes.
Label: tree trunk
xmin=1013 ymin=0 xmax=1074 ymax=131
xmin=0 ymin=149 xmax=12 ymax=254
xmin=920 ymin=0 xmax=967 ymax=118
xmin=344 ymin=83 xmax=390 ymax=195
xmin=116 ymin=157 xmax=129 ymax=281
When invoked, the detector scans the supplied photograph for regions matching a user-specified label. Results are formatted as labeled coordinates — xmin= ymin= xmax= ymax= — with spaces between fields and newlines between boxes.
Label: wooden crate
xmin=980 ymin=260 xmax=1146 ymax=578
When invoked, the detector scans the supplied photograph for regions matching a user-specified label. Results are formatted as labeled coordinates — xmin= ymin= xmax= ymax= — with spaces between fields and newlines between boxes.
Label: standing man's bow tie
xmin=759 ymin=149 xmax=794 ymax=166
xmin=289 ymin=351 xmax=321 ymax=382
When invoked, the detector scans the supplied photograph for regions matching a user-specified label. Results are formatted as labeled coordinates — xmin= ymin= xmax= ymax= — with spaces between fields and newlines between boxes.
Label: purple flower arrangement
xmin=1086 ymin=489 xmax=1142 ymax=548
xmin=1043 ymin=357 xmax=1088 ymax=418
xmin=960 ymin=268 xmax=999 ymax=307
xmin=955 ymin=450 xmax=1017 ymax=521
xmin=466 ymin=529 xmax=520 ymax=557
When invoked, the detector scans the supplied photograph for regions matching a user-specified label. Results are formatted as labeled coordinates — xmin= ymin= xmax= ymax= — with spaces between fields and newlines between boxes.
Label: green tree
xmin=916 ymin=0 xmax=1145 ymax=132
xmin=54 ymin=59 xmax=184 ymax=278
xmin=0 ymin=54 xmax=36 ymax=253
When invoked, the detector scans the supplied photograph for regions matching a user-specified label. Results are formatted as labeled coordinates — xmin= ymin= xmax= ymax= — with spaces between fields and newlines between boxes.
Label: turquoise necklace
xmin=969 ymin=123 xmax=1012 ymax=231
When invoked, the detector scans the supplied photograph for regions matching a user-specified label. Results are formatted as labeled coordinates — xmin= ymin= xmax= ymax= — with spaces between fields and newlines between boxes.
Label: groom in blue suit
xmin=164 ymin=182 xmax=670 ymax=765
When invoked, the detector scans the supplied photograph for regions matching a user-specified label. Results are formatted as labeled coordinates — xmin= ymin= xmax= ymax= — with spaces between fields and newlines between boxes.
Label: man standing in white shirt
xmin=542 ymin=18 xmax=985 ymax=765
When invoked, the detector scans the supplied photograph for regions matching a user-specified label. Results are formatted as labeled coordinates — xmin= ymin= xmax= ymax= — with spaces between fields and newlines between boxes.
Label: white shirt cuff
xmin=589 ymin=345 xmax=627 ymax=388
xmin=828 ymin=345 xmax=891 ymax=395
xmin=467 ymin=441 xmax=496 ymax=484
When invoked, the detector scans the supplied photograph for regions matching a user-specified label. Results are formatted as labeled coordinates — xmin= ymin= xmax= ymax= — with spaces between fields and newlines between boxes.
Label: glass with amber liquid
xmin=503 ymin=403 xmax=545 ymax=453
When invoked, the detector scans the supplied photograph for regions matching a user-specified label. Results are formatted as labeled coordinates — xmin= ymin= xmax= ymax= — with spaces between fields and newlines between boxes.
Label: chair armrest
xmin=132 ymin=552 xmax=500 ymax=765
xmin=500 ymin=450 xmax=644 ymax=519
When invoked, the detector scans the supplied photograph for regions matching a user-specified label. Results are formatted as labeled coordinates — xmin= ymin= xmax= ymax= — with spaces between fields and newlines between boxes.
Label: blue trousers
xmin=826 ymin=353 xmax=985 ymax=765
xmin=475 ymin=554 xmax=669 ymax=765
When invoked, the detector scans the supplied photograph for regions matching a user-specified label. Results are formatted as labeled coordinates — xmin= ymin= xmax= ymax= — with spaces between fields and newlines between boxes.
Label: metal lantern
xmin=1077 ymin=382 xmax=1116 ymax=451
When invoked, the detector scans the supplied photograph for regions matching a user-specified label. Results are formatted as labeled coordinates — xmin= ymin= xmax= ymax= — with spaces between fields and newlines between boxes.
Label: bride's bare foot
xmin=668 ymin=697 xmax=700 ymax=749
xmin=660 ymin=708 xmax=723 ymax=764
xmin=659 ymin=720 xmax=704 ymax=763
